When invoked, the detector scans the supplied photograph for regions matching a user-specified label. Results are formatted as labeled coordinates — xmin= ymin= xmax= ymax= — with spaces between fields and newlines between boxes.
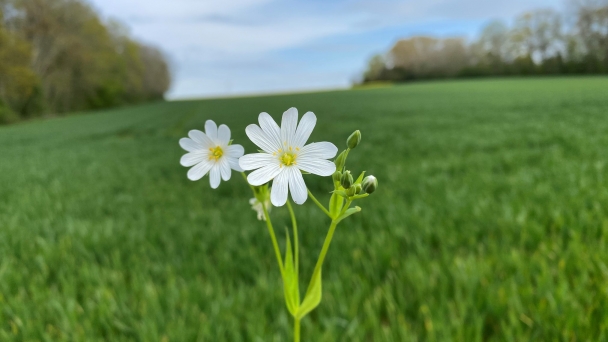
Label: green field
xmin=2 ymin=77 xmax=608 ymax=341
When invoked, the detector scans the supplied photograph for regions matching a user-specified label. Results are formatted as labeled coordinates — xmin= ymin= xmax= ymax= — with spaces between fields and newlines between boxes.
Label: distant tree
xmin=0 ymin=8 xmax=40 ymax=122
xmin=508 ymin=10 xmax=563 ymax=64
xmin=362 ymin=54 xmax=387 ymax=82
xmin=477 ymin=20 xmax=510 ymax=61
xmin=388 ymin=36 xmax=469 ymax=79
xmin=357 ymin=3 xmax=605 ymax=85
xmin=571 ymin=0 xmax=608 ymax=70
xmin=140 ymin=45 xmax=171 ymax=100
xmin=434 ymin=38 xmax=469 ymax=76
xmin=0 ymin=0 xmax=171 ymax=123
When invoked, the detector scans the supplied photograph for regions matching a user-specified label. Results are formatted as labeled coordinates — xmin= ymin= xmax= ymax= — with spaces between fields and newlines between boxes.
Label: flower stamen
xmin=209 ymin=146 xmax=223 ymax=161
xmin=280 ymin=151 xmax=297 ymax=166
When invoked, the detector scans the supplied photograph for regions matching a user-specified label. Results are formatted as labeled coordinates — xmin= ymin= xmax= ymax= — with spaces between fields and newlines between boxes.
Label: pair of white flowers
xmin=179 ymin=108 xmax=338 ymax=207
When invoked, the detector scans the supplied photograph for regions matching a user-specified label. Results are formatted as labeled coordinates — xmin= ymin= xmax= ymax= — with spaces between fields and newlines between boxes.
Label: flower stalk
xmin=180 ymin=109 xmax=378 ymax=341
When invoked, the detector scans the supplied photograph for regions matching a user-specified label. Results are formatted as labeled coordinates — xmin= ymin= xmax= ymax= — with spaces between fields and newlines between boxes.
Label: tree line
xmin=0 ymin=0 xmax=171 ymax=124
xmin=361 ymin=1 xmax=608 ymax=84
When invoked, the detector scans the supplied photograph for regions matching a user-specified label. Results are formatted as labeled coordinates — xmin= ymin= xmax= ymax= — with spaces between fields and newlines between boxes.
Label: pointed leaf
xmin=336 ymin=206 xmax=362 ymax=224
xmin=328 ymin=192 xmax=344 ymax=219
xmin=296 ymin=269 xmax=322 ymax=319
xmin=282 ymin=229 xmax=299 ymax=316
xmin=331 ymin=190 xmax=348 ymax=199
xmin=350 ymin=193 xmax=369 ymax=200
xmin=355 ymin=171 xmax=366 ymax=184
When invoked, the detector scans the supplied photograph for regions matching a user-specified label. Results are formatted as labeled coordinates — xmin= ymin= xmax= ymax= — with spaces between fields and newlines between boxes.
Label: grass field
xmin=2 ymin=77 xmax=608 ymax=341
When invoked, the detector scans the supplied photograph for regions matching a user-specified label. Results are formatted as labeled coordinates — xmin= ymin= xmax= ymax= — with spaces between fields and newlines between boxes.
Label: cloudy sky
xmin=87 ymin=0 xmax=562 ymax=99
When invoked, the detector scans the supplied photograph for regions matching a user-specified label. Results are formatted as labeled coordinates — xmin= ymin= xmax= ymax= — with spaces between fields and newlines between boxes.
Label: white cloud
xmin=86 ymin=0 xmax=563 ymax=99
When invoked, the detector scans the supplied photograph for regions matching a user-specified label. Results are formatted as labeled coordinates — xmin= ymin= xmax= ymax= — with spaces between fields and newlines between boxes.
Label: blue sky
xmin=87 ymin=0 xmax=563 ymax=99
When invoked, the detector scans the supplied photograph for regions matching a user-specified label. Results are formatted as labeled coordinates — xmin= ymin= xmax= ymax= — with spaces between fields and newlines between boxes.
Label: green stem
xmin=241 ymin=173 xmax=283 ymax=274
xmin=304 ymin=199 xmax=352 ymax=296
xmin=339 ymin=199 xmax=353 ymax=217
xmin=305 ymin=219 xmax=337 ymax=296
xmin=262 ymin=202 xmax=284 ymax=276
xmin=307 ymin=189 xmax=331 ymax=218
xmin=286 ymin=201 xmax=299 ymax=277
xmin=294 ymin=318 xmax=301 ymax=342
xmin=240 ymin=172 xmax=255 ymax=192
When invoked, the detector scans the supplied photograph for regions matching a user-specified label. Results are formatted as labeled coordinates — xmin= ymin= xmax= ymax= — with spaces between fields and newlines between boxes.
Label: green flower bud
xmin=347 ymin=130 xmax=361 ymax=149
xmin=340 ymin=170 xmax=353 ymax=189
xmin=361 ymin=175 xmax=377 ymax=194
xmin=346 ymin=186 xmax=358 ymax=197
xmin=334 ymin=150 xmax=347 ymax=171
xmin=354 ymin=183 xmax=362 ymax=194
xmin=332 ymin=170 xmax=342 ymax=183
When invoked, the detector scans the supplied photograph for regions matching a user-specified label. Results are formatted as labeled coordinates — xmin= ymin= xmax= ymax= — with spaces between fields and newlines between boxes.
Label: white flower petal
xmin=239 ymin=153 xmax=278 ymax=170
xmin=288 ymin=167 xmax=307 ymax=205
xmin=296 ymin=158 xmax=336 ymax=176
xmin=293 ymin=111 xmax=316 ymax=148
xmin=180 ymin=152 xmax=207 ymax=167
xmin=209 ymin=164 xmax=221 ymax=188
xmin=258 ymin=112 xmax=282 ymax=149
xmin=187 ymin=160 xmax=213 ymax=181
xmin=179 ymin=138 xmax=201 ymax=152
xmin=217 ymin=124 xmax=231 ymax=144
xmin=205 ymin=120 xmax=218 ymax=140
xmin=271 ymin=169 xmax=289 ymax=206
xmin=188 ymin=130 xmax=214 ymax=148
xmin=227 ymin=157 xmax=243 ymax=172
xmin=299 ymin=142 xmax=338 ymax=159
xmin=226 ymin=144 xmax=244 ymax=158
xmin=219 ymin=158 xmax=231 ymax=181
xmin=247 ymin=164 xmax=282 ymax=186
xmin=281 ymin=107 xmax=298 ymax=147
xmin=246 ymin=124 xmax=279 ymax=153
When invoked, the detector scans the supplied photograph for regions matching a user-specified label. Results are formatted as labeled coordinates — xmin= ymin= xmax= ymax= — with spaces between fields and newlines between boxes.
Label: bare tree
xmin=510 ymin=10 xmax=563 ymax=62
xmin=571 ymin=0 xmax=608 ymax=61
xmin=477 ymin=20 xmax=510 ymax=60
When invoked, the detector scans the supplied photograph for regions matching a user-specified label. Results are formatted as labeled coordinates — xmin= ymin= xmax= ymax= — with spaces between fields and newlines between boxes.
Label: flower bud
xmin=361 ymin=175 xmax=377 ymax=194
xmin=354 ymin=183 xmax=362 ymax=194
xmin=347 ymin=130 xmax=361 ymax=149
xmin=332 ymin=171 xmax=342 ymax=183
xmin=334 ymin=150 xmax=347 ymax=171
xmin=340 ymin=170 xmax=353 ymax=189
xmin=346 ymin=186 xmax=358 ymax=197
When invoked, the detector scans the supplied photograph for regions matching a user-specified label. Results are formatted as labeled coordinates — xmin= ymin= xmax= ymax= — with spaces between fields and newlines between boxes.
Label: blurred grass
xmin=2 ymin=77 xmax=608 ymax=340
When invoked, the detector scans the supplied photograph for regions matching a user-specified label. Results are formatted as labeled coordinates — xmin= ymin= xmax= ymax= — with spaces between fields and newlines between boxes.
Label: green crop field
xmin=2 ymin=77 xmax=608 ymax=341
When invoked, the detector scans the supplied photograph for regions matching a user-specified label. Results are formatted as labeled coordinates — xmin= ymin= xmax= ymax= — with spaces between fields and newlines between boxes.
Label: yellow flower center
xmin=208 ymin=146 xmax=223 ymax=161
xmin=280 ymin=152 xmax=297 ymax=166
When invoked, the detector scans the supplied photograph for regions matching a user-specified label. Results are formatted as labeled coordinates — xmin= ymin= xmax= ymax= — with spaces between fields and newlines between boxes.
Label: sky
xmin=87 ymin=0 xmax=563 ymax=100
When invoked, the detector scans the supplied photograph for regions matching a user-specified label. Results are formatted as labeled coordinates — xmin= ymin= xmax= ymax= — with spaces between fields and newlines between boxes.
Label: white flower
xmin=249 ymin=197 xmax=271 ymax=221
xmin=179 ymin=120 xmax=244 ymax=188
xmin=239 ymin=108 xmax=338 ymax=206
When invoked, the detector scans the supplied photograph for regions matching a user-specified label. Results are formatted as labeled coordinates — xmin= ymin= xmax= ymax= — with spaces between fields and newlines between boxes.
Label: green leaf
xmin=282 ymin=229 xmax=299 ymax=316
xmin=331 ymin=190 xmax=348 ymax=198
xmin=328 ymin=192 xmax=343 ymax=219
xmin=350 ymin=193 xmax=369 ymax=200
xmin=296 ymin=269 xmax=322 ymax=319
xmin=355 ymin=171 xmax=366 ymax=184
xmin=336 ymin=206 xmax=362 ymax=224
